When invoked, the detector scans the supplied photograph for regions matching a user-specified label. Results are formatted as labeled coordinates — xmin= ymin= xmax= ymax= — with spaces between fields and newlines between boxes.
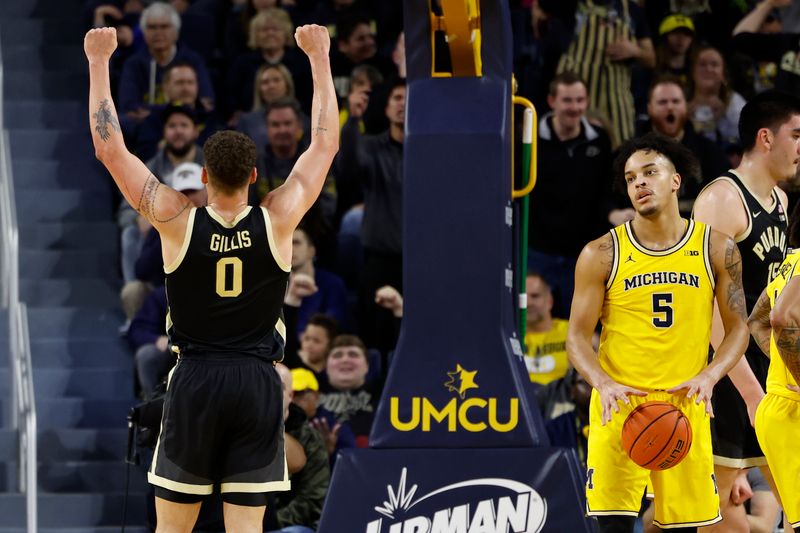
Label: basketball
xmin=621 ymin=401 xmax=692 ymax=471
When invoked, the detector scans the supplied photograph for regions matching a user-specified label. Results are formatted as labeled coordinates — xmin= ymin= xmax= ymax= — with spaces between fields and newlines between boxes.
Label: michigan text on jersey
xmin=623 ymin=271 xmax=700 ymax=291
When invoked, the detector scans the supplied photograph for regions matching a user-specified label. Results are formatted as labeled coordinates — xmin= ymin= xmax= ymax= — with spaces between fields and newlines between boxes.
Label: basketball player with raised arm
xmin=748 ymin=205 xmax=800 ymax=533
xmin=85 ymin=26 xmax=338 ymax=532
xmin=692 ymin=90 xmax=800 ymax=533
xmin=567 ymin=133 xmax=749 ymax=533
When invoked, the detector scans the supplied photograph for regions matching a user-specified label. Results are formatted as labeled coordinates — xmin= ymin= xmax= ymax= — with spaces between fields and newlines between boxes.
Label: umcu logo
xmin=389 ymin=365 xmax=519 ymax=432
xmin=365 ymin=468 xmax=547 ymax=533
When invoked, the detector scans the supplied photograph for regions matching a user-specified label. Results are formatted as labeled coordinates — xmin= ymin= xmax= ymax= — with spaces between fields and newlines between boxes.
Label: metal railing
xmin=0 ymin=29 xmax=38 ymax=533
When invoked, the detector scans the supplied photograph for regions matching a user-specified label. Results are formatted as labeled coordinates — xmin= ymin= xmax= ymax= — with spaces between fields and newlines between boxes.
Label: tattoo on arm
xmin=312 ymin=106 xmax=327 ymax=136
xmin=749 ymin=291 xmax=772 ymax=357
xmin=598 ymin=233 xmax=614 ymax=281
xmin=135 ymin=173 xmax=191 ymax=224
xmin=93 ymin=99 xmax=120 ymax=142
xmin=724 ymin=238 xmax=747 ymax=320
xmin=775 ymin=326 xmax=800 ymax=384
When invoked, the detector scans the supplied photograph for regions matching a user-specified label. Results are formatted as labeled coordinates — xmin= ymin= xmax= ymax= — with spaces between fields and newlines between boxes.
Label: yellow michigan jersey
xmin=599 ymin=219 xmax=715 ymax=390
xmin=587 ymin=220 xmax=720 ymax=527
xmin=764 ymin=251 xmax=800 ymax=400
xmin=755 ymin=250 xmax=800 ymax=526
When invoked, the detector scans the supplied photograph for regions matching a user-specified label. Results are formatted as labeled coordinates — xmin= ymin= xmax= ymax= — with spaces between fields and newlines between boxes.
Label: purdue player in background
xmin=692 ymin=90 xmax=800 ymax=533
xmin=567 ymin=133 xmax=749 ymax=533
xmin=85 ymin=26 xmax=338 ymax=532
xmin=748 ymin=205 xmax=800 ymax=533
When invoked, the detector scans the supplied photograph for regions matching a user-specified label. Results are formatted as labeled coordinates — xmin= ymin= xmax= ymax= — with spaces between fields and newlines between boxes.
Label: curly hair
xmin=612 ymin=132 xmax=701 ymax=194
xmin=202 ymin=131 xmax=257 ymax=194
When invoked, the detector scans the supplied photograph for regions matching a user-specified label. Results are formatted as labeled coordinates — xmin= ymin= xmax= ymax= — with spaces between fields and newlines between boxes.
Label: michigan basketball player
xmin=567 ymin=133 xmax=749 ymax=533
xmin=748 ymin=206 xmax=800 ymax=533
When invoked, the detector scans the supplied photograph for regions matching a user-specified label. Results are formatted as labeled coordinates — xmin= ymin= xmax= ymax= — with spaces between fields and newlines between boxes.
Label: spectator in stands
xmin=654 ymin=14 xmax=696 ymax=84
xmin=254 ymin=98 xmax=308 ymax=198
xmin=145 ymin=104 xmax=205 ymax=184
xmin=117 ymin=2 xmax=214 ymax=120
xmin=291 ymin=367 xmax=323 ymax=420
xmin=134 ymin=61 xmax=221 ymax=160
xmin=523 ymin=273 xmax=570 ymax=385
xmin=291 ymin=367 xmax=357 ymax=462
xmin=224 ymin=0 xmax=291 ymax=62
xmin=639 ymin=76 xmax=728 ymax=214
xmin=237 ymin=64 xmax=311 ymax=157
xmin=337 ymin=80 xmax=405 ymax=355
xmin=542 ymin=0 xmax=656 ymax=147
xmin=687 ymin=45 xmax=747 ymax=151
xmin=528 ymin=72 xmax=615 ymax=317
xmin=339 ymin=64 xmax=383 ymax=131
xmin=269 ymin=365 xmax=330 ymax=533
xmin=330 ymin=14 xmax=396 ymax=99
xmin=317 ymin=334 xmax=381 ymax=448
xmin=284 ymin=227 xmax=348 ymax=338
xmin=225 ymin=8 xmax=311 ymax=120
xmin=732 ymin=0 xmax=800 ymax=96
xmin=289 ymin=313 xmax=339 ymax=378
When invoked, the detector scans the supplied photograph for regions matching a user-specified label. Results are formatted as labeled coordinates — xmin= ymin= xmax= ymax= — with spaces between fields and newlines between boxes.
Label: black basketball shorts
xmin=148 ymin=354 xmax=289 ymax=506
xmin=710 ymin=349 xmax=769 ymax=468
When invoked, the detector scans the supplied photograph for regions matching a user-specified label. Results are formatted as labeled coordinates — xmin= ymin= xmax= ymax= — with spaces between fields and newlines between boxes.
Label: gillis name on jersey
xmin=210 ymin=231 xmax=252 ymax=253
xmin=623 ymin=271 xmax=700 ymax=291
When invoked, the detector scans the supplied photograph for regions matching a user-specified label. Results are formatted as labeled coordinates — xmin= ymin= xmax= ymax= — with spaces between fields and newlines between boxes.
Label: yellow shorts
xmin=586 ymin=390 xmax=721 ymax=528
xmin=755 ymin=393 xmax=800 ymax=527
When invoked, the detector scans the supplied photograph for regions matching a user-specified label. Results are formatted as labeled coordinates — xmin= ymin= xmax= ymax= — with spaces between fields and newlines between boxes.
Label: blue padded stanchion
xmin=316 ymin=1 xmax=595 ymax=531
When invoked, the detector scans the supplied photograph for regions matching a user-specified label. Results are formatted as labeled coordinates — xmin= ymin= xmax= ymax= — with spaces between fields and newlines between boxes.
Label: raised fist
xmin=295 ymin=24 xmax=330 ymax=60
xmin=84 ymin=27 xmax=118 ymax=63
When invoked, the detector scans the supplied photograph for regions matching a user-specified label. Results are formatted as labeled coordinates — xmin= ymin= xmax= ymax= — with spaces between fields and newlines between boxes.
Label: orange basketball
xmin=621 ymin=401 xmax=692 ymax=471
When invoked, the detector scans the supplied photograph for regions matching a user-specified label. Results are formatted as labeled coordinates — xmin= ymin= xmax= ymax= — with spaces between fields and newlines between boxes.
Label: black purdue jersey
xmin=165 ymin=206 xmax=290 ymax=361
xmin=710 ymin=171 xmax=788 ymax=311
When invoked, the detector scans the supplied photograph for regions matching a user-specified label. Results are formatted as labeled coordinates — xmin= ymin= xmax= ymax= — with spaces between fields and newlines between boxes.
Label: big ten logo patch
xmin=390 ymin=364 xmax=519 ymax=433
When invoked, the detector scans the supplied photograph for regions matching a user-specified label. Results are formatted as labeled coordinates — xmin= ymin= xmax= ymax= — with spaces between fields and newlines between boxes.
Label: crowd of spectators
xmin=81 ymin=0 xmax=800 ymax=528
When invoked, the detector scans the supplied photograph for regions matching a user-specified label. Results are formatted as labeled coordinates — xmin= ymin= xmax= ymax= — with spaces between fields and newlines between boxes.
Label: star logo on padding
xmin=444 ymin=364 xmax=479 ymax=399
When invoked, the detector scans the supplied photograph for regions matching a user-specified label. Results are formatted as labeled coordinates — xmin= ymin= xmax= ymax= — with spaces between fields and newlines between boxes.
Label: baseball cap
xmin=291 ymin=368 xmax=319 ymax=392
xmin=161 ymin=103 xmax=197 ymax=125
xmin=171 ymin=162 xmax=204 ymax=192
xmin=659 ymin=14 xmax=695 ymax=36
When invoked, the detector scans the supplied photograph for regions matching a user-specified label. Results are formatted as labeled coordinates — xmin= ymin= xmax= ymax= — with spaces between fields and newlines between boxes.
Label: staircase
xmin=0 ymin=1 xmax=147 ymax=530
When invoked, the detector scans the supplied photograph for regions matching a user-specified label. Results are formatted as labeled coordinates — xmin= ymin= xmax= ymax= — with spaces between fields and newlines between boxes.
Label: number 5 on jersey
xmin=652 ymin=293 xmax=673 ymax=328
xmin=216 ymin=257 xmax=243 ymax=297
